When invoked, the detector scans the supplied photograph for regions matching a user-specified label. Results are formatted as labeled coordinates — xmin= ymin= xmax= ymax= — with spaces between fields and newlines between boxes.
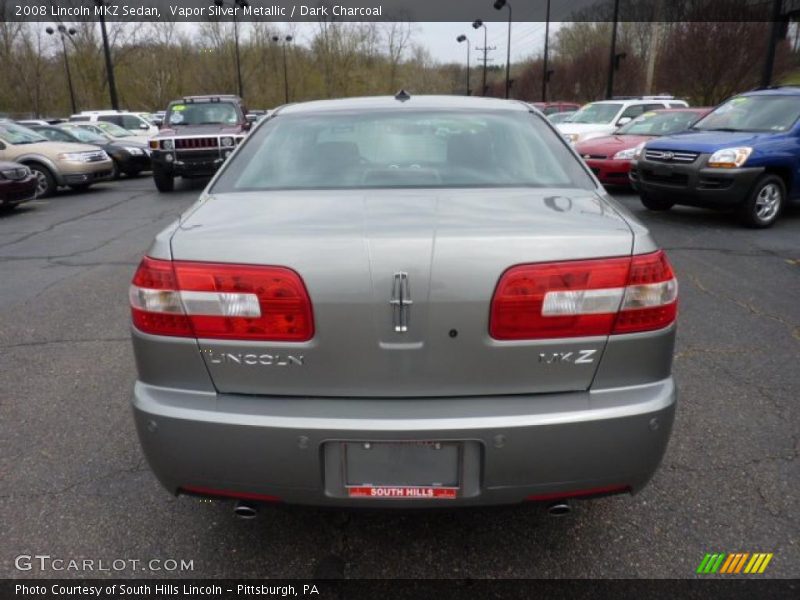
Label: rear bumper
xmin=133 ymin=378 xmax=676 ymax=507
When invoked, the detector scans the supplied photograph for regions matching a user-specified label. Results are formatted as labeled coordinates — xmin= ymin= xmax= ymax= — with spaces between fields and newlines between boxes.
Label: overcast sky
xmin=173 ymin=21 xmax=559 ymax=66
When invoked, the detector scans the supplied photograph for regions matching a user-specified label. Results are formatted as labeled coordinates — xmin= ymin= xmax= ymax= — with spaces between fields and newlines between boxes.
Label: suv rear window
xmin=212 ymin=110 xmax=595 ymax=191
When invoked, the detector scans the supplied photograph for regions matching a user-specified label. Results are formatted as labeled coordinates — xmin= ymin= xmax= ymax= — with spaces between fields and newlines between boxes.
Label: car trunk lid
xmin=169 ymin=188 xmax=634 ymax=397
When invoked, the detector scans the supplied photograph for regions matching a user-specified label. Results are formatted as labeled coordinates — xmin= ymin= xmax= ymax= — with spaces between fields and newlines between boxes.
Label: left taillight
xmin=489 ymin=250 xmax=678 ymax=340
xmin=129 ymin=257 xmax=314 ymax=341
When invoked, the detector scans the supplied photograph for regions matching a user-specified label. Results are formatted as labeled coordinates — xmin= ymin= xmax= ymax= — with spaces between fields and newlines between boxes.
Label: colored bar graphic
xmin=697 ymin=552 xmax=773 ymax=574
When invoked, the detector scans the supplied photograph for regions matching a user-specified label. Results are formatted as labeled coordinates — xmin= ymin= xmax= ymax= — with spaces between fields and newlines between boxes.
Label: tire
xmin=111 ymin=160 xmax=120 ymax=180
xmin=27 ymin=164 xmax=56 ymax=198
xmin=153 ymin=165 xmax=174 ymax=192
xmin=738 ymin=174 xmax=784 ymax=228
xmin=640 ymin=193 xmax=674 ymax=212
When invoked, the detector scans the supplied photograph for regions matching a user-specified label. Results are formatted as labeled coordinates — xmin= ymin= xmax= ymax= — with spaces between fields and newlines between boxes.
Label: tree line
xmin=0 ymin=15 xmax=796 ymax=118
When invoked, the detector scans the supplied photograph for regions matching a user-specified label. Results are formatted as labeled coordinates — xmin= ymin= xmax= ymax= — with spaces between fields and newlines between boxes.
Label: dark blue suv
xmin=630 ymin=88 xmax=800 ymax=227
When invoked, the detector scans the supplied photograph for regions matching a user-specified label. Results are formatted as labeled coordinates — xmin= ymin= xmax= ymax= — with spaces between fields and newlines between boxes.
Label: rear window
xmin=212 ymin=110 xmax=594 ymax=192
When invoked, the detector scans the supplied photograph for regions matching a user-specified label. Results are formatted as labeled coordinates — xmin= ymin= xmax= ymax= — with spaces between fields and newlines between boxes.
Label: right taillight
xmin=130 ymin=257 xmax=314 ymax=341
xmin=490 ymin=250 xmax=677 ymax=340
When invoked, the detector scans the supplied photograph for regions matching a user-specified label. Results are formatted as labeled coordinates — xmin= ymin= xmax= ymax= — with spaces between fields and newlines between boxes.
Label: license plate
xmin=343 ymin=441 xmax=460 ymax=498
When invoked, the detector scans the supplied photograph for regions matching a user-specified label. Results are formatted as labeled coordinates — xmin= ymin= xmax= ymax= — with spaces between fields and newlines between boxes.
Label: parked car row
xmin=0 ymin=119 xmax=152 ymax=202
xmin=548 ymin=90 xmax=800 ymax=228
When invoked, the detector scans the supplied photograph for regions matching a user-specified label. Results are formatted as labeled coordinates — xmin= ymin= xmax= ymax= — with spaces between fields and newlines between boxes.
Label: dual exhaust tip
xmin=233 ymin=500 xmax=259 ymax=519
xmin=233 ymin=499 xmax=571 ymax=519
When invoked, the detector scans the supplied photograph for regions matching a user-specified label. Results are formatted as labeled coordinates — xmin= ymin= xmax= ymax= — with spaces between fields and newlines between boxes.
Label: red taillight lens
xmin=490 ymin=251 xmax=677 ymax=340
xmin=130 ymin=257 xmax=314 ymax=341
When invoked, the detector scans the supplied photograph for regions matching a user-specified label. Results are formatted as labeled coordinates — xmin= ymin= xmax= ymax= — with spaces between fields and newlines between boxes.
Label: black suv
xmin=149 ymin=95 xmax=250 ymax=192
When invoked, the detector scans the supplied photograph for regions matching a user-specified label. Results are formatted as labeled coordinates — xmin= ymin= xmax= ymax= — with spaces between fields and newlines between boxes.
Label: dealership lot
xmin=0 ymin=178 xmax=797 ymax=578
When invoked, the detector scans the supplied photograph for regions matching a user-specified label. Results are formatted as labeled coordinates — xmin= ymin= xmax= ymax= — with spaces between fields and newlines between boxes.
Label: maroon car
xmin=0 ymin=160 xmax=37 ymax=209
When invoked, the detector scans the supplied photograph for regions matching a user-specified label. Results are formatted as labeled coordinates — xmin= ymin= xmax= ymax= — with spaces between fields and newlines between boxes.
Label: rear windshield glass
xmin=212 ymin=110 xmax=594 ymax=191
xmin=167 ymin=102 xmax=239 ymax=126
xmin=693 ymin=95 xmax=800 ymax=132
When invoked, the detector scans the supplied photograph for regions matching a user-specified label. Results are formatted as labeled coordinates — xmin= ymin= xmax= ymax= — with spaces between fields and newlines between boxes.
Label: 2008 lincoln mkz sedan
xmin=130 ymin=95 xmax=678 ymax=509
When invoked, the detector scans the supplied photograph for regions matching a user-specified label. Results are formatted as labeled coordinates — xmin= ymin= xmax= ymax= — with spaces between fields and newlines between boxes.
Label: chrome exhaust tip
xmin=233 ymin=500 xmax=258 ymax=520
xmin=547 ymin=502 xmax=571 ymax=517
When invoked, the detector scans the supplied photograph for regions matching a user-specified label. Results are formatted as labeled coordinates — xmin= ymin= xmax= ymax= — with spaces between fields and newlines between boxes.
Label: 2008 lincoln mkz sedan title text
xmin=129 ymin=94 xmax=678 ymax=509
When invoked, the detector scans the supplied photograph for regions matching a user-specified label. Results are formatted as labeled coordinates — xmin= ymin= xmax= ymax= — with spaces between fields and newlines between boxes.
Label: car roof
xmin=277 ymin=95 xmax=531 ymax=116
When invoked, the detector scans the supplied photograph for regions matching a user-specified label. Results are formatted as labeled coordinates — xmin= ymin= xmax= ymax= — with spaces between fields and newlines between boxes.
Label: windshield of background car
xmin=94 ymin=122 xmax=133 ymax=137
xmin=61 ymin=127 xmax=106 ymax=144
xmin=212 ymin=110 xmax=595 ymax=191
xmin=0 ymin=123 xmax=48 ymax=144
xmin=569 ymin=103 xmax=623 ymax=124
xmin=166 ymin=102 xmax=239 ymax=126
xmin=692 ymin=95 xmax=800 ymax=132
xmin=617 ymin=110 xmax=705 ymax=136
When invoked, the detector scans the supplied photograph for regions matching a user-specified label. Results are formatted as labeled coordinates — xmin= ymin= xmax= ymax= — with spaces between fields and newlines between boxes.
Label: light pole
xmin=456 ymin=35 xmax=471 ymax=96
xmin=606 ymin=0 xmax=620 ymax=99
xmin=472 ymin=19 xmax=488 ymax=96
xmin=94 ymin=0 xmax=119 ymax=110
xmin=272 ymin=35 xmax=293 ymax=104
xmin=541 ymin=0 xmax=551 ymax=102
xmin=493 ymin=0 xmax=512 ymax=98
xmin=214 ymin=0 xmax=249 ymax=98
xmin=46 ymin=25 xmax=77 ymax=114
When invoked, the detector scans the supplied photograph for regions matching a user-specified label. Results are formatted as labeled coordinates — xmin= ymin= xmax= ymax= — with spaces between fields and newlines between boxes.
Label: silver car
xmin=130 ymin=95 xmax=678 ymax=510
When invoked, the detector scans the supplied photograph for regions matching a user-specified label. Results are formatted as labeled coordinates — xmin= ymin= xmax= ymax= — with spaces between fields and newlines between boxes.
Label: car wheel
xmin=111 ymin=161 xmax=120 ymax=180
xmin=739 ymin=175 xmax=784 ymax=228
xmin=153 ymin=166 xmax=174 ymax=192
xmin=28 ymin=164 xmax=56 ymax=198
xmin=640 ymin=193 xmax=674 ymax=212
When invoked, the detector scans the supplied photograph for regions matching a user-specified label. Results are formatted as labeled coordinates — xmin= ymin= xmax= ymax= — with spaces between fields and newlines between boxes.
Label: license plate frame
xmin=343 ymin=440 xmax=462 ymax=499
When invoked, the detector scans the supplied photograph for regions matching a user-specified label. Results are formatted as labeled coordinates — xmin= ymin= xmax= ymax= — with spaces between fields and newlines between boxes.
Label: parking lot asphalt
xmin=0 ymin=178 xmax=797 ymax=579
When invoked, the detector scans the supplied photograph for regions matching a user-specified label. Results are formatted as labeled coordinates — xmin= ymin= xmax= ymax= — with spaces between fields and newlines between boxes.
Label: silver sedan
xmin=130 ymin=94 xmax=678 ymax=511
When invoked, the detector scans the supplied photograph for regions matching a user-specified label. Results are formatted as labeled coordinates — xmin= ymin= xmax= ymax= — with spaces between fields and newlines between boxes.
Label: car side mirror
xmin=139 ymin=123 xmax=149 ymax=130
xmin=246 ymin=115 xmax=257 ymax=123
xmin=0 ymin=141 xmax=5 ymax=150
xmin=617 ymin=117 xmax=632 ymax=127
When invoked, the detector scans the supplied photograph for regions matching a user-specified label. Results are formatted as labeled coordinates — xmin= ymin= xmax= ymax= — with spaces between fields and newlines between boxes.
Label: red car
xmin=0 ymin=160 xmax=37 ymax=209
xmin=575 ymin=108 xmax=711 ymax=187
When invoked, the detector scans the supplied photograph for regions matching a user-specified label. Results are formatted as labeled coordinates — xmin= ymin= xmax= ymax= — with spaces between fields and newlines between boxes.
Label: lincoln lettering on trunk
xmin=203 ymin=350 xmax=304 ymax=367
